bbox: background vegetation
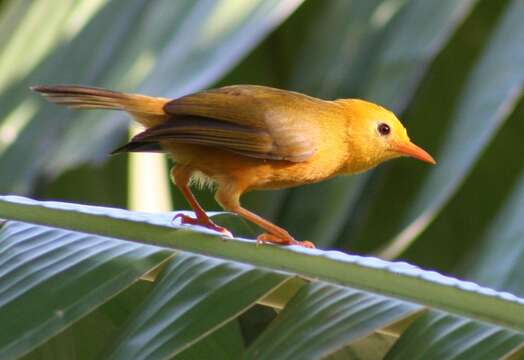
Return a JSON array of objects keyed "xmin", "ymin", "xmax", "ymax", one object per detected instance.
[{"xmin": 0, "ymin": 0, "xmax": 524, "ymax": 358}]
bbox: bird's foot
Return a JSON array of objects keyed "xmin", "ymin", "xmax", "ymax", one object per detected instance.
[
  {"xmin": 173, "ymin": 213, "xmax": 233, "ymax": 237},
  {"xmin": 256, "ymin": 233, "xmax": 315, "ymax": 249}
]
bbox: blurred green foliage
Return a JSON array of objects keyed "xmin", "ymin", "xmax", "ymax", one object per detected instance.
[{"xmin": 1, "ymin": 0, "xmax": 524, "ymax": 358}]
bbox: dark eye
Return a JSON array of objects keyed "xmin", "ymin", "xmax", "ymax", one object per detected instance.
[{"xmin": 377, "ymin": 123, "xmax": 390, "ymax": 136}]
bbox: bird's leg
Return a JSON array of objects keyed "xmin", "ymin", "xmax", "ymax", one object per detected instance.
[
  {"xmin": 215, "ymin": 187, "xmax": 315, "ymax": 248},
  {"xmin": 171, "ymin": 165, "xmax": 232, "ymax": 237},
  {"xmin": 235, "ymin": 207, "xmax": 315, "ymax": 248}
]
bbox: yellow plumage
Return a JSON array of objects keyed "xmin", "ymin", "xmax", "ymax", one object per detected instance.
[{"xmin": 32, "ymin": 84, "xmax": 435, "ymax": 248}]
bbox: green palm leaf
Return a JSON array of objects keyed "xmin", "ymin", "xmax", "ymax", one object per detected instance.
[
  {"xmin": 106, "ymin": 252, "xmax": 286, "ymax": 359},
  {"xmin": 246, "ymin": 283, "xmax": 418, "ymax": 359},
  {"xmin": 0, "ymin": 221, "xmax": 171, "ymax": 359}
]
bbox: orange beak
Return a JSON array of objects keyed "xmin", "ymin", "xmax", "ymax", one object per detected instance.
[{"xmin": 393, "ymin": 141, "xmax": 436, "ymax": 165}]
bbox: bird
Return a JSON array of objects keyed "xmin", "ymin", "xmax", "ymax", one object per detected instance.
[{"xmin": 31, "ymin": 84, "xmax": 435, "ymax": 248}]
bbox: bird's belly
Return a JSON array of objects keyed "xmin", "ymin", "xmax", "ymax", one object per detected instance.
[
  {"xmin": 248, "ymin": 161, "xmax": 338, "ymax": 190},
  {"xmin": 164, "ymin": 143, "xmax": 343, "ymax": 191}
]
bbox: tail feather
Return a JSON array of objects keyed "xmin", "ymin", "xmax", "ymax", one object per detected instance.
[{"xmin": 31, "ymin": 84, "xmax": 169, "ymax": 127}]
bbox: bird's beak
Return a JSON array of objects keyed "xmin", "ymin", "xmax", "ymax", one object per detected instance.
[{"xmin": 393, "ymin": 141, "xmax": 436, "ymax": 165}]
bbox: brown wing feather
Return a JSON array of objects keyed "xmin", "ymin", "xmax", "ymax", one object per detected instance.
[
  {"xmin": 163, "ymin": 85, "xmax": 323, "ymax": 162},
  {"xmin": 118, "ymin": 115, "xmax": 306, "ymax": 161},
  {"xmin": 136, "ymin": 116, "xmax": 273, "ymax": 152},
  {"xmin": 111, "ymin": 141, "xmax": 163, "ymax": 154}
]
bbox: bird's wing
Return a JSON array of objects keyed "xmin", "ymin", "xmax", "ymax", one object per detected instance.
[
  {"xmin": 155, "ymin": 85, "xmax": 324, "ymax": 162},
  {"xmin": 114, "ymin": 115, "xmax": 284, "ymax": 159}
]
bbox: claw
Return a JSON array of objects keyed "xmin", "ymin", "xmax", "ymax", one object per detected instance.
[
  {"xmin": 173, "ymin": 213, "xmax": 233, "ymax": 237},
  {"xmin": 256, "ymin": 233, "xmax": 315, "ymax": 248}
]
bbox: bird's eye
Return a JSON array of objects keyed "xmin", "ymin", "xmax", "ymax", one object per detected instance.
[{"xmin": 377, "ymin": 123, "xmax": 391, "ymax": 136}]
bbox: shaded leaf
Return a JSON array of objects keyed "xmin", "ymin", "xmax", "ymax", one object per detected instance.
[
  {"xmin": 377, "ymin": 0, "xmax": 524, "ymax": 258},
  {"xmin": 364, "ymin": 0, "xmax": 478, "ymax": 110},
  {"xmin": 238, "ymin": 305, "xmax": 278, "ymax": 347},
  {"xmin": 400, "ymin": 89, "xmax": 524, "ymax": 273},
  {"xmin": 326, "ymin": 332, "xmax": 397, "ymax": 360},
  {"xmin": 0, "ymin": 221, "xmax": 171, "ymax": 359},
  {"xmin": 279, "ymin": 0, "xmax": 477, "ymax": 247},
  {"xmin": 175, "ymin": 320, "xmax": 245, "ymax": 360},
  {"xmin": 24, "ymin": 281, "xmax": 154, "ymax": 360},
  {"xmin": 39, "ymin": 155, "xmax": 128, "ymax": 209},
  {"xmin": 346, "ymin": 0, "xmax": 510, "ymax": 256},
  {"xmin": 290, "ymin": 0, "xmax": 396, "ymax": 97},
  {"xmin": 385, "ymin": 311, "xmax": 524, "ymax": 359},
  {"xmin": 247, "ymin": 282, "xmax": 418, "ymax": 359},
  {"xmin": 464, "ymin": 169, "xmax": 524, "ymax": 296},
  {"xmin": 106, "ymin": 252, "xmax": 286, "ymax": 359}
]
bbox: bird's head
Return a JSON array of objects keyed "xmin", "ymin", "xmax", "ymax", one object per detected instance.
[{"xmin": 337, "ymin": 99, "xmax": 436, "ymax": 172}]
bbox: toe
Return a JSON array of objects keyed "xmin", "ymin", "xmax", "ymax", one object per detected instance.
[
  {"xmin": 172, "ymin": 213, "xmax": 195, "ymax": 224},
  {"xmin": 215, "ymin": 226, "xmax": 233, "ymax": 238},
  {"xmin": 255, "ymin": 233, "xmax": 315, "ymax": 248},
  {"xmin": 172, "ymin": 213, "xmax": 233, "ymax": 237},
  {"xmin": 256, "ymin": 233, "xmax": 273, "ymax": 246},
  {"xmin": 297, "ymin": 240, "xmax": 315, "ymax": 249}
]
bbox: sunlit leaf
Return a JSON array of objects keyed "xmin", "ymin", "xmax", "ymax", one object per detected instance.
[{"xmin": 0, "ymin": 0, "xmax": 304, "ymax": 193}]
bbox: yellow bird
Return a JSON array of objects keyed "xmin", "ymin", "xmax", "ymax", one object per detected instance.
[{"xmin": 32, "ymin": 84, "xmax": 435, "ymax": 248}]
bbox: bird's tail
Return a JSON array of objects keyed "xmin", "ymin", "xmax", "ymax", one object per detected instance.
[{"xmin": 31, "ymin": 84, "xmax": 169, "ymax": 127}]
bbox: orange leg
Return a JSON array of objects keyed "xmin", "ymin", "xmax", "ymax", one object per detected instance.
[
  {"xmin": 171, "ymin": 165, "xmax": 232, "ymax": 237},
  {"xmin": 215, "ymin": 186, "xmax": 315, "ymax": 249}
]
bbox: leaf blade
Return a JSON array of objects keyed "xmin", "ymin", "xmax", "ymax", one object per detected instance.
[
  {"xmin": 247, "ymin": 282, "xmax": 419, "ymax": 360},
  {"xmin": 0, "ymin": 221, "xmax": 172, "ymax": 359},
  {"xmin": 385, "ymin": 311, "xmax": 524, "ymax": 359},
  {"xmin": 379, "ymin": 0, "xmax": 524, "ymax": 258},
  {"xmin": 1, "ymin": 196, "xmax": 524, "ymax": 333},
  {"xmin": 106, "ymin": 252, "xmax": 286, "ymax": 359}
]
